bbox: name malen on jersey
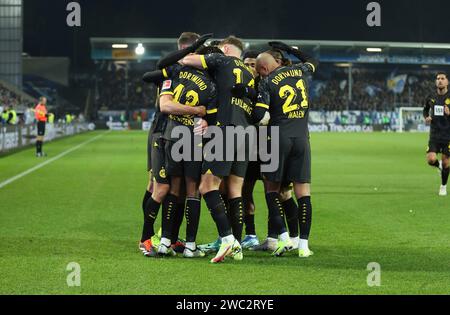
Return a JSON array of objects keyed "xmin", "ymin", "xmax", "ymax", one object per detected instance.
[
  {"xmin": 178, "ymin": 72, "xmax": 208, "ymax": 91},
  {"xmin": 287, "ymin": 110, "xmax": 306, "ymax": 119},
  {"xmin": 231, "ymin": 97, "xmax": 253, "ymax": 115},
  {"xmin": 271, "ymin": 69, "xmax": 303, "ymax": 85}
]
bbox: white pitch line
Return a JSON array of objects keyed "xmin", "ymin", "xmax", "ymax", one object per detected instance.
[{"xmin": 0, "ymin": 132, "xmax": 108, "ymax": 190}]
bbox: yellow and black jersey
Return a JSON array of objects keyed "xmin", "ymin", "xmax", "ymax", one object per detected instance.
[
  {"xmin": 255, "ymin": 63, "xmax": 315, "ymax": 138},
  {"xmin": 423, "ymin": 91, "xmax": 450, "ymax": 142},
  {"xmin": 160, "ymin": 66, "xmax": 217, "ymax": 139},
  {"xmin": 200, "ymin": 53, "xmax": 255, "ymax": 127},
  {"xmin": 150, "ymin": 64, "xmax": 183, "ymax": 134}
]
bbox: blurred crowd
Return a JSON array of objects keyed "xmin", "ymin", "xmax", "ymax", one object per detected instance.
[
  {"xmin": 1, "ymin": 81, "xmax": 84, "ymax": 126},
  {"xmin": 312, "ymin": 70, "xmax": 436, "ymax": 111},
  {"xmin": 0, "ymin": 82, "xmax": 29, "ymax": 108},
  {"xmin": 94, "ymin": 63, "xmax": 157, "ymax": 111},
  {"xmin": 91, "ymin": 61, "xmax": 440, "ymax": 115}
]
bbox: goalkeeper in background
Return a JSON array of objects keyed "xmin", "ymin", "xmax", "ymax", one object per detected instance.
[{"xmin": 423, "ymin": 72, "xmax": 450, "ymax": 196}]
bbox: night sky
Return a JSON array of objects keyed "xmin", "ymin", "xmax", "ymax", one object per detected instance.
[{"xmin": 23, "ymin": 0, "xmax": 450, "ymax": 69}]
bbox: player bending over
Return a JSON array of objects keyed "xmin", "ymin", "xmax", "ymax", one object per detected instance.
[{"xmin": 253, "ymin": 47, "xmax": 318, "ymax": 258}]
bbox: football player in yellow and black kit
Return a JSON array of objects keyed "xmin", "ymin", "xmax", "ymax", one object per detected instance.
[
  {"xmin": 183, "ymin": 37, "xmax": 256, "ymax": 263},
  {"xmin": 139, "ymin": 32, "xmax": 209, "ymax": 257},
  {"xmin": 253, "ymin": 43, "xmax": 318, "ymax": 258},
  {"xmin": 423, "ymin": 72, "xmax": 450, "ymax": 196},
  {"xmin": 157, "ymin": 46, "xmax": 219, "ymax": 257},
  {"xmin": 161, "ymin": 36, "xmax": 255, "ymax": 263}
]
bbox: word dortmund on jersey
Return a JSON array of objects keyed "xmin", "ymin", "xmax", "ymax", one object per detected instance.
[
  {"xmin": 160, "ymin": 66, "xmax": 217, "ymax": 136},
  {"xmin": 256, "ymin": 63, "xmax": 315, "ymax": 138},
  {"xmin": 200, "ymin": 53, "xmax": 255, "ymax": 127},
  {"xmin": 424, "ymin": 91, "xmax": 450, "ymax": 142}
]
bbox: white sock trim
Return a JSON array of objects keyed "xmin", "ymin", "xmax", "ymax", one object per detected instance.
[
  {"xmin": 279, "ymin": 232, "xmax": 290, "ymax": 242},
  {"xmin": 185, "ymin": 242, "xmax": 196, "ymax": 250},
  {"xmin": 222, "ymin": 235, "xmax": 235, "ymax": 244},
  {"xmin": 299, "ymin": 239, "xmax": 309, "ymax": 250},
  {"xmin": 160, "ymin": 237, "xmax": 171, "ymax": 247}
]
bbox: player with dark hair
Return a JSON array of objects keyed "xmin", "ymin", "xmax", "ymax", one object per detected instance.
[
  {"xmin": 243, "ymin": 50, "xmax": 258, "ymax": 76},
  {"xmin": 161, "ymin": 35, "xmax": 255, "ymax": 263},
  {"xmin": 139, "ymin": 32, "xmax": 207, "ymax": 257},
  {"xmin": 239, "ymin": 50, "xmax": 261, "ymax": 249},
  {"xmin": 253, "ymin": 43, "xmax": 318, "ymax": 258},
  {"xmin": 156, "ymin": 46, "xmax": 218, "ymax": 257},
  {"xmin": 178, "ymin": 32, "xmax": 202, "ymax": 49},
  {"xmin": 423, "ymin": 72, "xmax": 450, "ymax": 196},
  {"xmin": 34, "ymin": 97, "xmax": 48, "ymax": 157}
]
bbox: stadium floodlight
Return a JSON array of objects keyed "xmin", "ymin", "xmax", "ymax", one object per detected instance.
[
  {"xmin": 366, "ymin": 47, "xmax": 383, "ymax": 52},
  {"xmin": 335, "ymin": 63, "xmax": 352, "ymax": 68},
  {"xmin": 135, "ymin": 43, "xmax": 145, "ymax": 56},
  {"xmin": 112, "ymin": 44, "xmax": 128, "ymax": 49}
]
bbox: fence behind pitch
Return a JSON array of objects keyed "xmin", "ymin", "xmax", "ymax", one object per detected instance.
[{"xmin": 0, "ymin": 123, "xmax": 91, "ymax": 154}]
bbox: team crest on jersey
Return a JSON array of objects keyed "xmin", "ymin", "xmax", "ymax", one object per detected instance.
[
  {"xmin": 159, "ymin": 168, "xmax": 167, "ymax": 179},
  {"xmin": 162, "ymin": 80, "xmax": 172, "ymax": 90}
]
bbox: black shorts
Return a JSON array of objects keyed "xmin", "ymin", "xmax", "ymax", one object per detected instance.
[
  {"xmin": 201, "ymin": 127, "xmax": 250, "ymax": 178},
  {"xmin": 149, "ymin": 132, "xmax": 169, "ymax": 184},
  {"xmin": 165, "ymin": 138, "xmax": 202, "ymax": 181},
  {"xmin": 203, "ymin": 159, "xmax": 248, "ymax": 178},
  {"xmin": 37, "ymin": 121, "xmax": 46, "ymax": 136},
  {"xmin": 246, "ymin": 160, "xmax": 262, "ymax": 181},
  {"xmin": 263, "ymin": 136, "xmax": 311, "ymax": 184},
  {"xmin": 427, "ymin": 140, "xmax": 450, "ymax": 156}
]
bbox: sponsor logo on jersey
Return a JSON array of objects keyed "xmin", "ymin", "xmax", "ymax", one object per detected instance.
[{"xmin": 162, "ymin": 80, "xmax": 172, "ymax": 90}]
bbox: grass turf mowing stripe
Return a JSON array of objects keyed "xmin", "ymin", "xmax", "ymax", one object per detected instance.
[
  {"xmin": 0, "ymin": 132, "xmax": 108, "ymax": 189},
  {"xmin": 1, "ymin": 131, "xmax": 450, "ymax": 294}
]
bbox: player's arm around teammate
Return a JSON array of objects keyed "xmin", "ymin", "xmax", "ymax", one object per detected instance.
[{"xmin": 253, "ymin": 51, "xmax": 316, "ymax": 258}]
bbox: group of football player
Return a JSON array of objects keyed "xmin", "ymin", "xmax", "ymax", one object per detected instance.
[{"xmin": 138, "ymin": 32, "xmax": 318, "ymax": 263}]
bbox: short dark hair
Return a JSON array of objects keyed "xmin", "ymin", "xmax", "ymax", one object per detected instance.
[
  {"xmin": 209, "ymin": 40, "xmax": 221, "ymax": 47},
  {"xmin": 266, "ymin": 49, "xmax": 292, "ymax": 66},
  {"xmin": 436, "ymin": 72, "xmax": 448, "ymax": 79},
  {"xmin": 219, "ymin": 36, "xmax": 244, "ymax": 52},
  {"xmin": 242, "ymin": 50, "xmax": 259, "ymax": 60},
  {"xmin": 177, "ymin": 32, "xmax": 200, "ymax": 48},
  {"xmin": 195, "ymin": 45, "xmax": 224, "ymax": 55}
]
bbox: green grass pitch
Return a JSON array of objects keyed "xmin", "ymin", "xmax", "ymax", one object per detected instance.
[{"xmin": 0, "ymin": 131, "xmax": 449, "ymax": 295}]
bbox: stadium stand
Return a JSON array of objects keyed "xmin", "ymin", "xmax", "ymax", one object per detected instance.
[
  {"xmin": 94, "ymin": 61, "xmax": 157, "ymax": 111},
  {"xmin": 312, "ymin": 68, "xmax": 436, "ymax": 111},
  {"xmin": 89, "ymin": 38, "xmax": 450, "ymax": 123},
  {"xmin": 0, "ymin": 81, "xmax": 32, "ymax": 110}
]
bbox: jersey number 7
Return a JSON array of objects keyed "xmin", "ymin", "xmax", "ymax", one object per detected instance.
[{"xmin": 233, "ymin": 68, "xmax": 255, "ymax": 88}]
